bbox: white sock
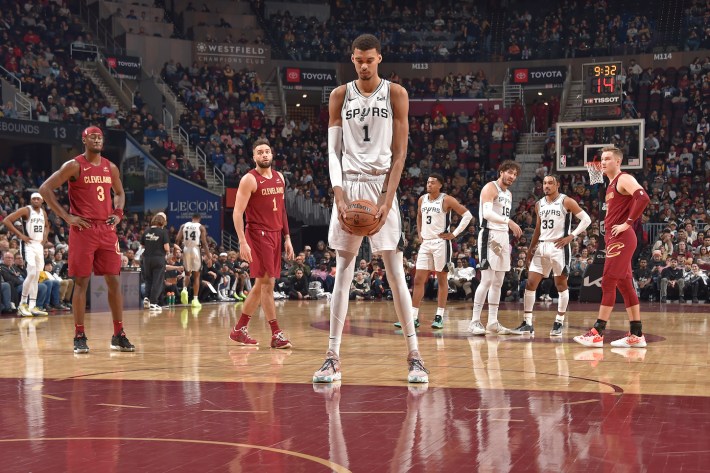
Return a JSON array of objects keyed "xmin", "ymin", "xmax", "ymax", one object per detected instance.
[
  {"xmin": 524, "ymin": 289, "xmax": 536, "ymax": 313},
  {"xmin": 381, "ymin": 250, "xmax": 418, "ymax": 353},
  {"xmin": 412, "ymin": 307, "xmax": 419, "ymax": 320},
  {"xmin": 524, "ymin": 312, "xmax": 533, "ymax": 326},
  {"xmin": 555, "ymin": 314, "xmax": 565, "ymax": 323},
  {"xmin": 436, "ymin": 307, "xmax": 445, "ymax": 316},
  {"xmin": 488, "ymin": 303, "xmax": 499, "ymax": 324},
  {"xmin": 471, "ymin": 269, "xmax": 493, "ymax": 323},
  {"xmin": 328, "ymin": 250, "xmax": 357, "ymax": 355},
  {"xmin": 557, "ymin": 289, "xmax": 570, "ymax": 314}
]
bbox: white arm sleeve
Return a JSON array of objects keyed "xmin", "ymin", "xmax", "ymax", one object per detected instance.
[
  {"xmin": 452, "ymin": 210, "xmax": 473, "ymax": 237},
  {"xmin": 482, "ymin": 202, "xmax": 508, "ymax": 224},
  {"xmin": 328, "ymin": 126, "xmax": 343, "ymax": 188},
  {"xmin": 571, "ymin": 210, "xmax": 591, "ymax": 237}
]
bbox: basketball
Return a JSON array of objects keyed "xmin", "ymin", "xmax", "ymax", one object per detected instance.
[{"xmin": 342, "ymin": 199, "xmax": 380, "ymax": 236}]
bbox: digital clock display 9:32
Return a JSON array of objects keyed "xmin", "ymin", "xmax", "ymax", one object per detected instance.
[{"xmin": 582, "ymin": 61, "xmax": 623, "ymax": 106}]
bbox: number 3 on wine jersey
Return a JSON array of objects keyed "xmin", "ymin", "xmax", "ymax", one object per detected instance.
[{"xmin": 97, "ymin": 186, "xmax": 105, "ymax": 201}]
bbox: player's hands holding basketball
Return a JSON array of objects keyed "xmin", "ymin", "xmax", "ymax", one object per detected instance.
[
  {"xmin": 239, "ymin": 241, "xmax": 253, "ymax": 263},
  {"xmin": 334, "ymin": 191, "xmax": 353, "ymax": 234},
  {"xmin": 66, "ymin": 214, "xmax": 91, "ymax": 229},
  {"xmin": 508, "ymin": 220, "xmax": 523, "ymax": 238},
  {"xmin": 610, "ymin": 222, "xmax": 630, "ymax": 237},
  {"xmin": 369, "ymin": 202, "xmax": 389, "ymax": 235}
]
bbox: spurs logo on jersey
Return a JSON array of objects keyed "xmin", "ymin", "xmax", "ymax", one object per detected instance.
[
  {"xmin": 420, "ymin": 194, "xmax": 450, "ymax": 240},
  {"xmin": 340, "ymin": 79, "xmax": 393, "ymax": 175},
  {"xmin": 537, "ymin": 194, "xmax": 571, "ymax": 241},
  {"xmin": 182, "ymin": 222, "xmax": 201, "ymax": 249},
  {"xmin": 479, "ymin": 182, "xmax": 512, "ymax": 232},
  {"xmin": 25, "ymin": 206, "xmax": 45, "ymax": 242}
]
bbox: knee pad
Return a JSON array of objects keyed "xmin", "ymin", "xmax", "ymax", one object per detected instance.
[
  {"xmin": 617, "ymin": 277, "xmax": 639, "ymax": 307},
  {"xmin": 600, "ymin": 277, "xmax": 619, "ymax": 307}
]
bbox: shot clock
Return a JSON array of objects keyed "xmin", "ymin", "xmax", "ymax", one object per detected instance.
[{"xmin": 582, "ymin": 61, "xmax": 623, "ymax": 107}]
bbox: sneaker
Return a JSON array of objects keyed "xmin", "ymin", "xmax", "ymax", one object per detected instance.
[
  {"xmin": 407, "ymin": 350, "xmax": 429, "ymax": 383},
  {"xmin": 110, "ymin": 331, "xmax": 135, "ymax": 352},
  {"xmin": 180, "ymin": 287, "xmax": 189, "ymax": 305},
  {"xmin": 468, "ymin": 319, "xmax": 486, "ymax": 335},
  {"xmin": 73, "ymin": 333, "xmax": 89, "ymax": 354},
  {"xmin": 486, "ymin": 322, "xmax": 513, "ymax": 335},
  {"xmin": 18, "ymin": 303, "xmax": 32, "ymax": 317},
  {"xmin": 313, "ymin": 350, "xmax": 341, "ymax": 383},
  {"xmin": 230, "ymin": 326, "xmax": 258, "ymax": 345},
  {"xmin": 573, "ymin": 328, "xmax": 604, "ymax": 347},
  {"xmin": 143, "ymin": 297, "xmax": 150, "ymax": 309},
  {"xmin": 511, "ymin": 320, "xmax": 534, "ymax": 335},
  {"xmin": 549, "ymin": 322, "xmax": 564, "ymax": 337},
  {"xmin": 431, "ymin": 314, "xmax": 444, "ymax": 329},
  {"xmin": 148, "ymin": 304, "xmax": 162, "ymax": 312},
  {"xmin": 30, "ymin": 307, "xmax": 49, "ymax": 316},
  {"xmin": 610, "ymin": 333, "xmax": 647, "ymax": 348},
  {"xmin": 394, "ymin": 318, "xmax": 420, "ymax": 329},
  {"xmin": 191, "ymin": 298, "xmax": 202, "ymax": 308},
  {"xmin": 271, "ymin": 331, "xmax": 292, "ymax": 349}
]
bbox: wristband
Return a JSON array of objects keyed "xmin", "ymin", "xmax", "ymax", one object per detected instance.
[{"xmin": 113, "ymin": 208, "xmax": 124, "ymax": 219}]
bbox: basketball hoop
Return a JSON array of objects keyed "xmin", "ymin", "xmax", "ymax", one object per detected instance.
[{"xmin": 585, "ymin": 160, "xmax": 604, "ymax": 185}]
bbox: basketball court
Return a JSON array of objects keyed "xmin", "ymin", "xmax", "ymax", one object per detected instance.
[{"xmin": 1, "ymin": 298, "xmax": 707, "ymax": 472}]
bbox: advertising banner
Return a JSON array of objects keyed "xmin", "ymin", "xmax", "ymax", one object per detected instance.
[
  {"xmin": 193, "ymin": 42, "xmax": 270, "ymax": 72},
  {"xmin": 167, "ymin": 174, "xmax": 222, "ymax": 245},
  {"xmin": 282, "ymin": 67, "xmax": 337, "ymax": 88},
  {"xmin": 105, "ymin": 55, "xmax": 142, "ymax": 80},
  {"xmin": 511, "ymin": 66, "xmax": 567, "ymax": 85}
]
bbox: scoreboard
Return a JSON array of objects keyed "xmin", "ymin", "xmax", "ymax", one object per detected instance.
[{"xmin": 582, "ymin": 61, "xmax": 623, "ymax": 107}]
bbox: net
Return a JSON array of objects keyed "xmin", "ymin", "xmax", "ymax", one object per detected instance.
[{"xmin": 585, "ymin": 160, "xmax": 604, "ymax": 185}]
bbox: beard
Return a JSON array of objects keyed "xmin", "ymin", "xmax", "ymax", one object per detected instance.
[{"xmin": 256, "ymin": 160, "xmax": 272, "ymax": 169}]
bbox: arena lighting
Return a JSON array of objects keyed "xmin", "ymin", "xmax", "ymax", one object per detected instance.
[
  {"xmin": 296, "ymin": 103, "xmax": 301, "ymax": 107},
  {"xmin": 302, "ymin": 94, "xmax": 308, "ymax": 98},
  {"xmin": 537, "ymin": 91, "xmax": 542, "ymax": 95}
]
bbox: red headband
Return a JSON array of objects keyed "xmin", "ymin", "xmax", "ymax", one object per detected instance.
[{"xmin": 82, "ymin": 126, "xmax": 103, "ymax": 137}]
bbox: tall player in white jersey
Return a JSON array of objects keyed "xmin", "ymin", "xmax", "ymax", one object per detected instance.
[
  {"xmin": 513, "ymin": 175, "xmax": 591, "ymax": 336},
  {"xmin": 3, "ymin": 192, "xmax": 49, "ymax": 316},
  {"xmin": 468, "ymin": 160, "xmax": 523, "ymax": 335},
  {"xmin": 313, "ymin": 34, "xmax": 429, "ymax": 384},
  {"xmin": 176, "ymin": 213, "xmax": 211, "ymax": 308},
  {"xmin": 394, "ymin": 173, "xmax": 472, "ymax": 330}
]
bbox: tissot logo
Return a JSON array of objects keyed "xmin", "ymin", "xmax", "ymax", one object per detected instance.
[
  {"xmin": 513, "ymin": 69, "xmax": 528, "ymax": 83},
  {"xmin": 286, "ymin": 68, "xmax": 300, "ymax": 83}
]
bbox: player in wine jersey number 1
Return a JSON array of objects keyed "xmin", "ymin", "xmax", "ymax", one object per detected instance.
[{"xmin": 39, "ymin": 126, "xmax": 133, "ymax": 354}]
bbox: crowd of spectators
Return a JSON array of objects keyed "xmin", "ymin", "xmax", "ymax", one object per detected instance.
[{"xmin": 257, "ymin": 0, "xmax": 695, "ymax": 63}]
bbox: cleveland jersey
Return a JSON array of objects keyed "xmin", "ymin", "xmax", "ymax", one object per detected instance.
[
  {"xmin": 68, "ymin": 154, "xmax": 114, "ymax": 220},
  {"xmin": 340, "ymin": 79, "xmax": 393, "ymax": 175},
  {"xmin": 479, "ymin": 181, "xmax": 512, "ymax": 232},
  {"xmin": 420, "ymin": 193, "xmax": 450, "ymax": 240},
  {"xmin": 605, "ymin": 172, "xmax": 636, "ymax": 227},
  {"xmin": 537, "ymin": 194, "xmax": 571, "ymax": 240},
  {"xmin": 244, "ymin": 169, "xmax": 285, "ymax": 232},
  {"xmin": 182, "ymin": 222, "xmax": 202, "ymax": 249},
  {"xmin": 24, "ymin": 206, "xmax": 45, "ymax": 242}
]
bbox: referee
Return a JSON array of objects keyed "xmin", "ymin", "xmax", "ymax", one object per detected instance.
[{"xmin": 141, "ymin": 212, "xmax": 170, "ymax": 311}]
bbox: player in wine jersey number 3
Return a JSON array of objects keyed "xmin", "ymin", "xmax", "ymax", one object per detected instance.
[{"xmin": 39, "ymin": 126, "xmax": 133, "ymax": 354}]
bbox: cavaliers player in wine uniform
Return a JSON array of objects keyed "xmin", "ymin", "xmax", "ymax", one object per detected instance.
[
  {"xmin": 39, "ymin": 126, "xmax": 134, "ymax": 354},
  {"xmin": 574, "ymin": 146, "xmax": 650, "ymax": 348},
  {"xmin": 230, "ymin": 138, "xmax": 295, "ymax": 349}
]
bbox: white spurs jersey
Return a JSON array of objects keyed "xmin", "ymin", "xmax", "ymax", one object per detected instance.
[
  {"xmin": 24, "ymin": 206, "xmax": 45, "ymax": 242},
  {"xmin": 479, "ymin": 181, "xmax": 512, "ymax": 232},
  {"xmin": 420, "ymin": 193, "xmax": 450, "ymax": 240},
  {"xmin": 340, "ymin": 79, "xmax": 393, "ymax": 175},
  {"xmin": 537, "ymin": 194, "xmax": 571, "ymax": 240},
  {"xmin": 182, "ymin": 222, "xmax": 201, "ymax": 249}
]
